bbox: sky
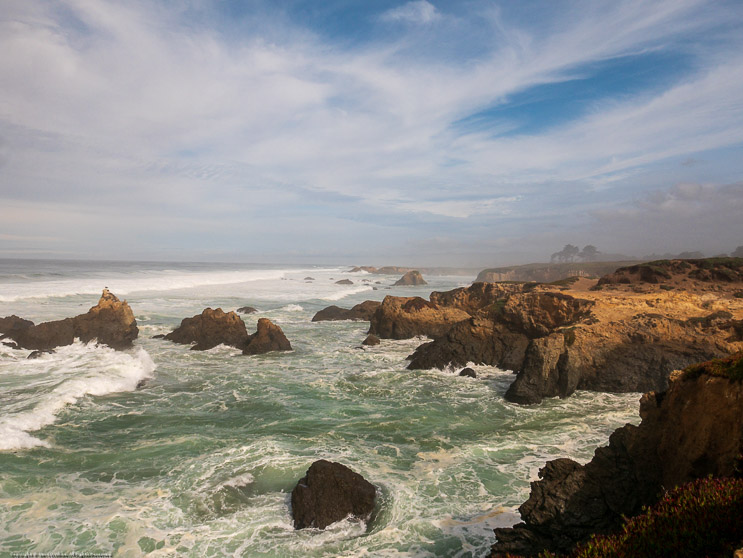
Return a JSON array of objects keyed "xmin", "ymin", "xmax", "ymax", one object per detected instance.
[{"xmin": 1, "ymin": 0, "xmax": 742, "ymax": 267}]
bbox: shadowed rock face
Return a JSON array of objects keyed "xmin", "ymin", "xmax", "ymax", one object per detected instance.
[
  {"xmin": 164, "ymin": 308, "xmax": 249, "ymax": 351},
  {"xmin": 0, "ymin": 315, "xmax": 34, "ymax": 335},
  {"xmin": 311, "ymin": 301, "xmax": 381, "ymax": 322},
  {"xmin": 368, "ymin": 296, "xmax": 470, "ymax": 340},
  {"xmin": 291, "ymin": 460, "xmax": 376, "ymax": 530},
  {"xmin": 7, "ymin": 289, "xmax": 138, "ymax": 351},
  {"xmin": 394, "ymin": 270, "xmax": 427, "ymax": 286},
  {"xmin": 243, "ymin": 318, "xmax": 292, "ymax": 355},
  {"xmin": 491, "ymin": 353, "xmax": 743, "ymax": 557}
]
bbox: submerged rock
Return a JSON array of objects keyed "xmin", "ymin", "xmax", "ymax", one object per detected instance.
[
  {"xmin": 311, "ymin": 301, "xmax": 381, "ymax": 322},
  {"xmin": 0, "ymin": 315, "xmax": 34, "ymax": 335},
  {"xmin": 362, "ymin": 334, "xmax": 380, "ymax": 346},
  {"xmin": 27, "ymin": 349, "xmax": 53, "ymax": 359},
  {"xmin": 291, "ymin": 460, "xmax": 376, "ymax": 530},
  {"xmin": 335, "ymin": 279, "xmax": 354, "ymax": 285},
  {"xmin": 459, "ymin": 367, "xmax": 476, "ymax": 378},
  {"xmin": 236, "ymin": 306, "xmax": 258, "ymax": 315},
  {"xmin": 164, "ymin": 308, "xmax": 248, "ymax": 350},
  {"xmin": 8, "ymin": 289, "xmax": 138, "ymax": 351},
  {"xmin": 394, "ymin": 270, "xmax": 427, "ymax": 286},
  {"xmin": 243, "ymin": 318, "xmax": 292, "ymax": 355}
]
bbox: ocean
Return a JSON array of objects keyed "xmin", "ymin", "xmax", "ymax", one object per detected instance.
[{"xmin": 0, "ymin": 259, "xmax": 641, "ymax": 557}]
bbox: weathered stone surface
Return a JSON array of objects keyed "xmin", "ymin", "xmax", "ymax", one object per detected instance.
[
  {"xmin": 362, "ymin": 334, "xmax": 380, "ymax": 346},
  {"xmin": 311, "ymin": 301, "xmax": 381, "ymax": 322},
  {"xmin": 0, "ymin": 315, "xmax": 34, "ymax": 335},
  {"xmin": 393, "ymin": 270, "xmax": 427, "ymax": 286},
  {"xmin": 9, "ymin": 289, "xmax": 138, "ymax": 351},
  {"xmin": 236, "ymin": 306, "xmax": 258, "ymax": 315},
  {"xmin": 164, "ymin": 308, "xmax": 248, "ymax": 350},
  {"xmin": 491, "ymin": 353, "xmax": 743, "ymax": 556},
  {"xmin": 291, "ymin": 460, "xmax": 376, "ymax": 530},
  {"xmin": 243, "ymin": 318, "xmax": 292, "ymax": 355},
  {"xmin": 368, "ymin": 296, "xmax": 470, "ymax": 340}
]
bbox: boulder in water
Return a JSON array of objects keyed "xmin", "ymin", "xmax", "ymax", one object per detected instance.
[
  {"xmin": 394, "ymin": 270, "xmax": 427, "ymax": 286},
  {"xmin": 164, "ymin": 308, "xmax": 248, "ymax": 350},
  {"xmin": 335, "ymin": 279, "xmax": 354, "ymax": 285},
  {"xmin": 291, "ymin": 460, "xmax": 376, "ymax": 529},
  {"xmin": 459, "ymin": 367, "xmax": 477, "ymax": 378},
  {"xmin": 236, "ymin": 306, "xmax": 258, "ymax": 315},
  {"xmin": 362, "ymin": 334, "xmax": 380, "ymax": 346},
  {"xmin": 243, "ymin": 318, "xmax": 292, "ymax": 355}
]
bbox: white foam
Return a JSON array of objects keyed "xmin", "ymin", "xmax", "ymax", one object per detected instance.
[
  {"xmin": 0, "ymin": 343, "xmax": 156, "ymax": 450},
  {"xmin": 320, "ymin": 285, "xmax": 374, "ymax": 301},
  {"xmin": 281, "ymin": 304, "xmax": 305, "ymax": 312}
]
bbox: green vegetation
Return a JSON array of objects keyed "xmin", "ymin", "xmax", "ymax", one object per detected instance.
[
  {"xmin": 548, "ymin": 276, "xmax": 582, "ymax": 287},
  {"xmin": 508, "ymin": 477, "xmax": 743, "ymax": 558},
  {"xmin": 681, "ymin": 352, "xmax": 743, "ymax": 381}
]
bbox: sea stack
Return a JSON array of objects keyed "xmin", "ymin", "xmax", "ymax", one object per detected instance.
[{"xmin": 394, "ymin": 270, "xmax": 427, "ymax": 286}]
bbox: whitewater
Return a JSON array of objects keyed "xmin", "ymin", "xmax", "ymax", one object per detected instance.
[{"xmin": 0, "ymin": 259, "xmax": 641, "ymax": 557}]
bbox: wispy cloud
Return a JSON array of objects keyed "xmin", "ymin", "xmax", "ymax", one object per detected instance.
[{"xmin": 380, "ymin": 1, "xmax": 441, "ymax": 25}]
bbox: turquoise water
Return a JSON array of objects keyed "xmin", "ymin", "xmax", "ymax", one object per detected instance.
[{"xmin": 0, "ymin": 260, "xmax": 641, "ymax": 557}]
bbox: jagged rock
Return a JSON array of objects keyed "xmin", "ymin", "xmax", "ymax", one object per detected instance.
[
  {"xmin": 164, "ymin": 308, "xmax": 248, "ymax": 350},
  {"xmin": 491, "ymin": 352, "xmax": 743, "ymax": 556},
  {"xmin": 291, "ymin": 460, "xmax": 376, "ymax": 529},
  {"xmin": 27, "ymin": 349, "xmax": 53, "ymax": 359},
  {"xmin": 349, "ymin": 266, "xmax": 377, "ymax": 273},
  {"xmin": 362, "ymin": 334, "xmax": 380, "ymax": 346},
  {"xmin": 236, "ymin": 306, "xmax": 258, "ymax": 315},
  {"xmin": 376, "ymin": 266, "xmax": 412, "ymax": 275},
  {"xmin": 459, "ymin": 367, "xmax": 476, "ymax": 378},
  {"xmin": 311, "ymin": 301, "xmax": 381, "ymax": 322},
  {"xmin": 597, "ymin": 258, "xmax": 743, "ymax": 287},
  {"xmin": 368, "ymin": 296, "xmax": 470, "ymax": 340},
  {"xmin": 335, "ymin": 279, "xmax": 354, "ymax": 285},
  {"xmin": 500, "ymin": 292, "xmax": 594, "ymax": 338},
  {"xmin": 0, "ymin": 315, "xmax": 34, "ymax": 335},
  {"xmin": 394, "ymin": 270, "xmax": 427, "ymax": 286},
  {"xmin": 243, "ymin": 318, "xmax": 292, "ymax": 355},
  {"xmin": 430, "ymin": 282, "xmax": 524, "ymax": 316},
  {"xmin": 9, "ymin": 289, "xmax": 138, "ymax": 351}
]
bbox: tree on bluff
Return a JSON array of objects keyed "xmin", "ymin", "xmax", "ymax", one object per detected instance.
[
  {"xmin": 551, "ymin": 244, "xmax": 599, "ymax": 263},
  {"xmin": 732, "ymin": 246, "xmax": 743, "ymax": 258}
]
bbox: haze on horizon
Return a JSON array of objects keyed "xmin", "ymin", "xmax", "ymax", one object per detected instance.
[{"xmin": 1, "ymin": 0, "xmax": 742, "ymax": 267}]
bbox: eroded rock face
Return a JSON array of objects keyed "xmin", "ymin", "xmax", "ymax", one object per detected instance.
[
  {"xmin": 164, "ymin": 308, "xmax": 248, "ymax": 350},
  {"xmin": 394, "ymin": 270, "xmax": 427, "ymax": 286},
  {"xmin": 236, "ymin": 306, "xmax": 258, "ymax": 315},
  {"xmin": 311, "ymin": 301, "xmax": 381, "ymax": 322},
  {"xmin": 362, "ymin": 334, "xmax": 380, "ymax": 346},
  {"xmin": 368, "ymin": 296, "xmax": 470, "ymax": 340},
  {"xmin": 243, "ymin": 318, "xmax": 292, "ymax": 355},
  {"xmin": 491, "ymin": 353, "xmax": 743, "ymax": 556},
  {"xmin": 291, "ymin": 460, "xmax": 376, "ymax": 530},
  {"xmin": 8, "ymin": 289, "xmax": 138, "ymax": 351},
  {"xmin": 0, "ymin": 315, "xmax": 34, "ymax": 335}
]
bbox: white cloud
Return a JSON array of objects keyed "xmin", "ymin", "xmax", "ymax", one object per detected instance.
[{"xmin": 380, "ymin": 1, "xmax": 441, "ymax": 25}]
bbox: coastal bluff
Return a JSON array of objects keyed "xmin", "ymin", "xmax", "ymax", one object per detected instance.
[{"xmin": 490, "ymin": 352, "xmax": 743, "ymax": 556}]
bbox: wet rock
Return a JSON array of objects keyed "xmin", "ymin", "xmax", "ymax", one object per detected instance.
[
  {"xmin": 335, "ymin": 279, "xmax": 354, "ymax": 285},
  {"xmin": 27, "ymin": 349, "xmax": 54, "ymax": 359},
  {"xmin": 304, "ymin": 277, "xmax": 315, "ymax": 281},
  {"xmin": 311, "ymin": 301, "xmax": 381, "ymax": 322},
  {"xmin": 164, "ymin": 308, "xmax": 248, "ymax": 350},
  {"xmin": 394, "ymin": 270, "xmax": 427, "ymax": 286},
  {"xmin": 362, "ymin": 334, "xmax": 380, "ymax": 346},
  {"xmin": 291, "ymin": 460, "xmax": 376, "ymax": 529},
  {"xmin": 0, "ymin": 315, "xmax": 34, "ymax": 335},
  {"xmin": 236, "ymin": 306, "xmax": 258, "ymax": 315},
  {"xmin": 9, "ymin": 289, "xmax": 138, "ymax": 351},
  {"xmin": 243, "ymin": 318, "xmax": 292, "ymax": 355},
  {"xmin": 459, "ymin": 367, "xmax": 476, "ymax": 378}
]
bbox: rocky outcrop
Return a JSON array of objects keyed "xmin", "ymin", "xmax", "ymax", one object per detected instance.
[
  {"xmin": 394, "ymin": 270, "xmax": 427, "ymax": 286},
  {"xmin": 368, "ymin": 296, "xmax": 470, "ymax": 340},
  {"xmin": 362, "ymin": 334, "xmax": 380, "ymax": 346},
  {"xmin": 7, "ymin": 289, "xmax": 138, "ymax": 351},
  {"xmin": 476, "ymin": 262, "xmax": 634, "ymax": 283},
  {"xmin": 291, "ymin": 460, "xmax": 377, "ymax": 529},
  {"xmin": 0, "ymin": 315, "xmax": 34, "ymax": 335},
  {"xmin": 459, "ymin": 367, "xmax": 476, "ymax": 378},
  {"xmin": 164, "ymin": 308, "xmax": 248, "ymax": 350},
  {"xmin": 491, "ymin": 352, "xmax": 743, "ymax": 556},
  {"xmin": 311, "ymin": 301, "xmax": 381, "ymax": 322},
  {"xmin": 335, "ymin": 279, "xmax": 354, "ymax": 285},
  {"xmin": 597, "ymin": 257, "xmax": 743, "ymax": 287},
  {"xmin": 236, "ymin": 306, "xmax": 257, "ymax": 315},
  {"xmin": 429, "ymin": 282, "xmax": 524, "ymax": 316},
  {"xmin": 243, "ymin": 318, "xmax": 292, "ymax": 355},
  {"xmin": 349, "ymin": 266, "xmax": 377, "ymax": 273}
]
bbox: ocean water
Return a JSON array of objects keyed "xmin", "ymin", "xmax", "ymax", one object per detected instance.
[{"xmin": 0, "ymin": 260, "xmax": 642, "ymax": 557}]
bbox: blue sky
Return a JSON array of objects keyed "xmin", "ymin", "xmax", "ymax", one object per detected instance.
[{"xmin": 1, "ymin": 0, "xmax": 742, "ymax": 266}]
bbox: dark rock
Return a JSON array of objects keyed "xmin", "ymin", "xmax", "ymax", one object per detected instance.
[
  {"xmin": 0, "ymin": 315, "xmax": 34, "ymax": 335},
  {"xmin": 9, "ymin": 289, "xmax": 138, "ymax": 351},
  {"xmin": 291, "ymin": 460, "xmax": 376, "ymax": 529},
  {"xmin": 2, "ymin": 341, "xmax": 20, "ymax": 349},
  {"xmin": 236, "ymin": 306, "xmax": 258, "ymax": 315},
  {"xmin": 243, "ymin": 318, "xmax": 292, "ymax": 355},
  {"xmin": 394, "ymin": 270, "xmax": 427, "ymax": 286},
  {"xmin": 459, "ymin": 367, "xmax": 476, "ymax": 378},
  {"xmin": 311, "ymin": 301, "xmax": 381, "ymax": 322},
  {"xmin": 362, "ymin": 334, "xmax": 380, "ymax": 346},
  {"xmin": 152, "ymin": 334, "xmax": 165, "ymax": 339},
  {"xmin": 335, "ymin": 279, "xmax": 354, "ymax": 285},
  {"xmin": 27, "ymin": 349, "xmax": 53, "ymax": 359},
  {"xmin": 368, "ymin": 295, "xmax": 470, "ymax": 340},
  {"xmin": 164, "ymin": 308, "xmax": 249, "ymax": 350},
  {"xmin": 304, "ymin": 277, "xmax": 315, "ymax": 281}
]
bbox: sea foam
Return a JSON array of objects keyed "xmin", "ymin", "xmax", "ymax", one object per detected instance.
[{"xmin": 0, "ymin": 343, "xmax": 155, "ymax": 450}]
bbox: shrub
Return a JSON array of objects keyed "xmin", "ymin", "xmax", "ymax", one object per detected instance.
[{"xmin": 682, "ymin": 352, "xmax": 743, "ymax": 381}]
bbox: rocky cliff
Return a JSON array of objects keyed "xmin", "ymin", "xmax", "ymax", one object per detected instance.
[{"xmin": 490, "ymin": 351, "xmax": 743, "ymax": 556}]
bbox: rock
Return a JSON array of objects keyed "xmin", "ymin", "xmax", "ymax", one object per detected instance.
[
  {"xmin": 362, "ymin": 334, "xmax": 380, "ymax": 346},
  {"xmin": 304, "ymin": 277, "xmax": 315, "ymax": 281},
  {"xmin": 311, "ymin": 301, "xmax": 381, "ymax": 322},
  {"xmin": 27, "ymin": 349, "xmax": 53, "ymax": 359},
  {"xmin": 164, "ymin": 308, "xmax": 248, "ymax": 350},
  {"xmin": 349, "ymin": 266, "xmax": 377, "ymax": 273},
  {"xmin": 9, "ymin": 289, "xmax": 138, "ymax": 351},
  {"xmin": 236, "ymin": 306, "xmax": 258, "ymax": 315},
  {"xmin": 459, "ymin": 367, "xmax": 476, "ymax": 378},
  {"xmin": 375, "ymin": 266, "xmax": 413, "ymax": 275},
  {"xmin": 291, "ymin": 460, "xmax": 376, "ymax": 529},
  {"xmin": 0, "ymin": 315, "xmax": 34, "ymax": 335},
  {"xmin": 243, "ymin": 318, "xmax": 292, "ymax": 355},
  {"xmin": 335, "ymin": 279, "xmax": 354, "ymax": 285},
  {"xmin": 368, "ymin": 296, "xmax": 470, "ymax": 340},
  {"xmin": 1, "ymin": 341, "xmax": 20, "ymax": 349},
  {"xmin": 394, "ymin": 270, "xmax": 427, "ymax": 286},
  {"xmin": 491, "ymin": 352, "xmax": 743, "ymax": 556}
]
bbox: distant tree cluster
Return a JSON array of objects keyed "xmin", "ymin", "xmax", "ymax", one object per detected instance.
[
  {"xmin": 733, "ymin": 246, "xmax": 743, "ymax": 258},
  {"xmin": 551, "ymin": 244, "xmax": 599, "ymax": 263}
]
